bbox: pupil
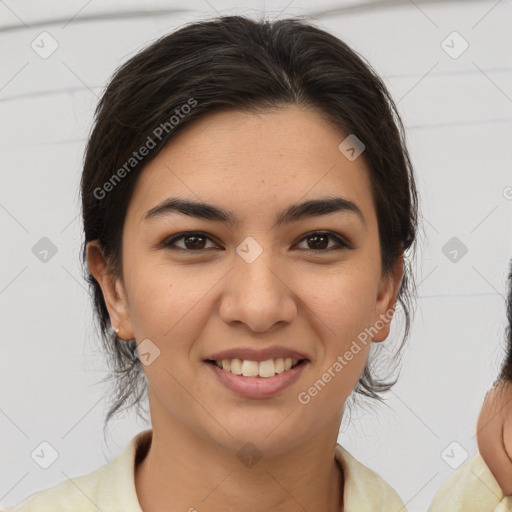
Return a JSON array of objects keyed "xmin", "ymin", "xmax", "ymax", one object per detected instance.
[
  {"xmin": 185, "ymin": 235, "xmax": 205, "ymax": 250},
  {"xmin": 309, "ymin": 234, "xmax": 328, "ymax": 250}
]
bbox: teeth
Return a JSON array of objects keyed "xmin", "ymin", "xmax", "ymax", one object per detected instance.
[
  {"xmin": 241, "ymin": 360, "xmax": 259, "ymax": 377},
  {"xmin": 258, "ymin": 359, "xmax": 275, "ymax": 378},
  {"xmin": 230, "ymin": 359, "xmax": 242, "ymax": 375},
  {"xmin": 214, "ymin": 357, "xmax": 300, "ymax": 377},
  {"xmin": 274, "ymin": 358, "xmax": 285, "ymax": 373}
]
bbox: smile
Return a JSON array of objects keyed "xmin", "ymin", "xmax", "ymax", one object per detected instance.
[
  {"xmin": 208, "ymin": 357, "xmax": 304, "ymax": 378},
  {"xmin": 205, "ymin": 358, "xmax": 308, "ymax": 398}
]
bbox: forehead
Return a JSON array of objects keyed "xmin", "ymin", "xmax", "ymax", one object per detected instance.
[{"xmin": 126, "ymin": 105, "xmax": 375, "ymax": 226}]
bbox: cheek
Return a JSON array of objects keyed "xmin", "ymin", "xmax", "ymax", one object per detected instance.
[
  {"xmin": 124, "ymin": 257, "xmax": 217, "ymax": 339},
  {"xmin": 301, "ymin": 270, "xmax": 377, "ymax": 391},
  {"xmin": 306, "ymin": 269, "xmax": 379, "ymax": 337}
]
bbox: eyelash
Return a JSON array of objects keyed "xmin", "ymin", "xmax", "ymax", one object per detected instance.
[{"xmin": 160, "ymin": 231, "xmax": 352, "ymax": 253}]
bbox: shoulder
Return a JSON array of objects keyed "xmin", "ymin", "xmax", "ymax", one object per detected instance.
[
  {"xmin": 428, "ymin": 452, "xmax": 511, "ymax": 512},
  {"xmin": 3, "ymin": 465, "xmax": 110, "ymax": 512},
  {"xmin": 4, "ymin": 429, "xmax": 151, "ymax": 512},
  {"xmin": 335, "ymin": 444, "xmax": 407, "ymax": 511}
]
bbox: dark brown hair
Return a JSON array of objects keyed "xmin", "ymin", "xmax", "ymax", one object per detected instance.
[
  {"xmin": 499, "ymin": 259, "xmax": 512, "ymax": 382},
  {"xmin": 79, "ymin": 14, "xmax": 419, "ymax": 432}
]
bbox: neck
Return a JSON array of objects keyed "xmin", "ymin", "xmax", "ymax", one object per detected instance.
[{"xmin": 134, "ymin": 404, "xmax": 344, "ymax": 512}]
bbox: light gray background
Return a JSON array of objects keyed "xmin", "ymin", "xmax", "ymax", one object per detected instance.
[{"xmin": 1, "ymin": 1, "xmax": 512, "ymax": 511}]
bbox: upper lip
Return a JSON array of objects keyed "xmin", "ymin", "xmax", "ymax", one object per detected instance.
[{"xmin": 205, "ymin": 345, "xmax": 309, "ymax": 363}]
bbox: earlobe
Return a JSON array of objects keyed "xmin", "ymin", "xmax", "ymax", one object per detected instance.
[
  {"xmin": 372, "ymin": 253, "xmax": 404, "ymax": 343},
  {"xmin": 86, "ymin": 241, "xmax": 134, "ymax": 340}
]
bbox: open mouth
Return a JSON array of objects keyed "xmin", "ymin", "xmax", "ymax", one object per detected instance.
[{"xmin": 205, "ymin": 358, "xmax": 307, "ymax": 378}]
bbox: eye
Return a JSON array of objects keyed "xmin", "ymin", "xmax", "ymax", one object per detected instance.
[
  {"xmin": 295, "ymin": 231, "xmax": 351, "ymax": 252},
  {"xmin": 160, "ymin": 231, "xmax": 220, "ymax": 251},
  {"xmin": 160, "ymin": 230, "xmax": 352, "ymax": 253}
]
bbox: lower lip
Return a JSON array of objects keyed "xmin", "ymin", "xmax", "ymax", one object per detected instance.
[{"xmin": 205, "ymin": 360, "xmax": 308, "ymax": 399}]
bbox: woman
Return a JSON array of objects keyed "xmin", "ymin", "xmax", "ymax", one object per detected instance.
[
  {"xmin": 8, "ymin": 15, "xmax": 418, "ymax": 511},
  {"xmin": 429, "ymin": 259, "xmax": 512, "ymax": 511}
]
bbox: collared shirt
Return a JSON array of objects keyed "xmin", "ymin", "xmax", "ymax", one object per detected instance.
[
  {"xmin": 428, "ymin": 452, "xmax": 512, "ymax": 511},
  {"xmin": 6, "ymin": 429, "xmax": 407, "ymax": 512}
]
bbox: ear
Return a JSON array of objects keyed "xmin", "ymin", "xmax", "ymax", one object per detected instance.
[
  {"xmin": 86, "ymin": 240, "xmax": 134, "ymax": 341},
  {"xmin": 371, "ymin": 252, "xmax": 404, "ymax": 343}
]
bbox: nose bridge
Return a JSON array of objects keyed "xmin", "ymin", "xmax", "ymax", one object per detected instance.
[
  {"xmin": 220, "ymin": 235, "xmax": 296, "ymax": 330},
  {"xmin": 234, "ymin": 234, "xmax": 283, "ymax": 294}
]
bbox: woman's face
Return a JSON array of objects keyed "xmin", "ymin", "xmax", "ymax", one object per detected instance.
[{"xmin": 89, "ymin": 105, "xmax": 401, "ymax": 454}]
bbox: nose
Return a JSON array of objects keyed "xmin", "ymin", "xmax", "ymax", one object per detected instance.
[{"xmin": 219, "ymin": 248, "xmax": 297, "ymax": 333}]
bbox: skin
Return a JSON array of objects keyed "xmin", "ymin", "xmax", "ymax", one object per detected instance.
[
  {"xmin": 477, "ymin": 379, "xmax": 512, "ymax": 495},
  {"xmin": 87, "ymin": 105, "xmax": 403, "ymax": 512}
]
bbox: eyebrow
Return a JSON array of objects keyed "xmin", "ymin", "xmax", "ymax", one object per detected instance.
[{"xmin": 143, "ymin": 196, "xmax": 366, "ymax": 228}]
